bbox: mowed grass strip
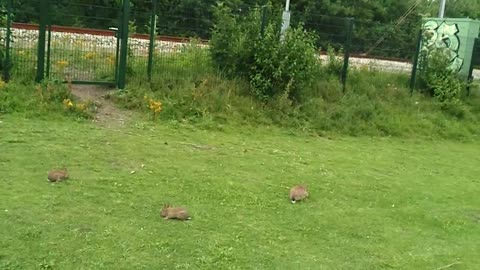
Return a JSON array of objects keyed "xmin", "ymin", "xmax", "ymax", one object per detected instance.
[{"xmin": 0, "ymin": 115, "xmax": 479, "ymax": 269}]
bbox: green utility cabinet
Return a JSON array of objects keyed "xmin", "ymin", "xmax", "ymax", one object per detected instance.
[{"xmin": 420, "ymin": 18, "xmax": 480, "ymax": 79}]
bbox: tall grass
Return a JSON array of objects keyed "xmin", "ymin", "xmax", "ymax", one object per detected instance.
[
  {"xmin": 3, "ymin": 38, "xmax": 480, "ymax": 140},
  {"xmin": 0, "ymin": 80, "xmax": 96, "ymax": 120},
  {"xmin": 110, "ymin": 44, "xmax": 480, "ymax": 140}
]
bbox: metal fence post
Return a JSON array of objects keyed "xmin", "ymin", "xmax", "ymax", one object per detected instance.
[
  {"xmin": 409, "ymin": 29, "xmax": 423, "ymax": 94},
  {"xmin": 466, "ymin": 38, "xmax": 479, "ymax": 97},
  {"xmin": 46, "ymin": 23, "xmax": 52, "ymax": 78},
  {"xmin": 147, "ymin": 0, "xmax": 157, "ymax": 82},
  {"xmin": 2, "ymin": 0, "xmax": 13, "ymax": 82},
  {"xmin": 36, "ymin": 0, "xmax": 48, "ymax": 83},
  {"xmin": 341, "ymin": 18, "xmax": 353, "ymax": 92},
  {"xmin": 114, "ymin": 26, "xmax": 120, "ymax": 84},
  {"xmin": 117, "ymin": 0, "xmax": 130, "ymax": 89}
]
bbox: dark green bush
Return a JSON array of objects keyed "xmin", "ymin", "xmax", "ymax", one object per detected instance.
[
  {"xmin": 210, "ymin": 3, "xmax": 319, "ymax": 102},
  {"xmin": 324, "ymin": 46, "xmax": 344, "ymax": 77},
  {"xmin": 209, "ymin": 3, "xmax": 260, "ymax": 79},
  {"xmin": 418, "ymin": 47, "xmax": 464, "ymax": 103},
  {"xmin": 250, "ymin": 23, "xmax": 318, "ymax": 101}
]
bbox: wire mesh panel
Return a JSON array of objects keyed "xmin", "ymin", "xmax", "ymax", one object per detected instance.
[
  {"xmin": 44, "ymin": 1, "xmax": 121, "ymax": 83},
  {"xmin": 349, "ymin": 20, "xmax": 419, "ymax": 75},
  {"xmin": 124, "ymin": 2, "xmax": 151, "ymax": 84},
  {"xmin": 154, "ymin": 1, "xmax": 213, "ymax": 83},
  {"xmin": 151, "ymin": 34, "xmax": 211, "ymax": 84},
  {"xmin": 125, "ymin": 1, "xmax": 214, "ymax": 85},
  {"xmin": 289, "ymin": 11, "xmax": 352, "ymax": 87},
  {"xmin": 7, "ymin": 0, "xmax": 39, "ymax": 82},
  {"xmin": 352, "ymin": 20, "xmax": 420, "ymax": 60},
  {"xmin": 290, "ymin": 11, "xmax": 349, "ymax": 52}
]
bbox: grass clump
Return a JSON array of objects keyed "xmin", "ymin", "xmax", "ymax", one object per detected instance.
[
  {"xmin": 112, "ymin": 54, "xmax": 480, "ymax": 140},
  {"xmin": 0, "ymin": 80, "xmax": 96, "ymax": 119}
]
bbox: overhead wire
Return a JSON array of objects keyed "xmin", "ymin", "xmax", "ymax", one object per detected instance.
[{"xmin": 365, "ymin": 0, "xmax": 422, "ymax": 55}]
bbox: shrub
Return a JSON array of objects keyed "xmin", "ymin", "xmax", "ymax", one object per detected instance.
[
  {"xmin": 324, "ymin": 45, "xmax": 344, "ymax": 76},
  {"xmin": 418, "ymin": 47, "xmax": 464, "ymax": 103},
  {"xmin": 209, "ymin": 3, "xmax": 260, "ymax": 78},
  {"xmin": 250, "ymin": 23, "xmax": 318, "ymax": 101},
  {"xmin": 210, "ymin": 4, "xmax": 319, "ymax": 102}
]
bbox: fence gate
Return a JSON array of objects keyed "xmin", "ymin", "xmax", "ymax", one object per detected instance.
[{"xmin": 35, "ymin": 0, "xmax": 129, "ymax": 88}]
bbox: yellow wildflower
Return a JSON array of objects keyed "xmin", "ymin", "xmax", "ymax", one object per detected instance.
[
  {"xmin": 107, "ymin": 55, "xmax": 115, "ymax": 64},
  {"xmin": 75, "ymin": 103, "xmax": 86, "ymax": 111},
  {"xmin": 0, "ymin": 80, "xmax": 5, "ymax": 90},
  {"xmin": 56, "ymin": 60, "xmax": 69, "ymax": 69},
  {"xmin": 84, "ymin": 52, "xmax": 96, "ymax": 60},
  {"xmin": 63, "ymin": 98, "xmax": 73, "ymax": 108},
  {"xmin": 148, "ymin": 99, "xmax": 162, "ymax": 113}
]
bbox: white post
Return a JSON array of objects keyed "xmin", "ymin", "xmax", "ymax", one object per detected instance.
[
  {"xmin": 280, "ymin": 0, "xmax": 291, "ymax": 41},
  {"xmin": 438, "ymin": 0, "xmax": 446, "ymax": 18}
]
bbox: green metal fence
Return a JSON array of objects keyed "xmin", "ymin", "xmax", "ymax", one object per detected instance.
[
  {"xmin": 38, "ymin": 0, "xmax": 125, "ymax": 86},
  {"xmin": 2, "ymin": 0, "xmax": 39, "ymax": 83},
  {"xmin": 124, "ymin": 0, "xmax": 214, "ymax": 87},
  {"xmin": 1, "ymin": 0, "xmax": 129, "ymax": 87},
  {"xmin": 0, "ymin": 0, "xmax": 10, "ymax": 82},
  {"xmin": 129, "ymin": 5, "xmax": 355, "ymax": 89},
  {"xmin": 352, "ymin": 20, "xmax": 420, "ymax": 60},
  {"xmin": 7, "ymin": 0, "xmax": 40, "ymax": 82},
  {"xmin": 288, "ymin": 11, "xmax": 354, "ymax": 90},
  {"xmin": 4, "ymin": 0, "xmax": 429, "ymax": 90},
  {"xmin": 1, "ymin": 1, "xmax": 357, "ymax": 88}
]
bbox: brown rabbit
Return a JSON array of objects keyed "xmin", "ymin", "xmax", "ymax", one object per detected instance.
[
  {"xmin": 160, "ymin": 204, "xmax": 191, "ymax": 220},
  {"xmin": 47, "ymin": 168, "xmax": 69, "ymax": 182},
  {"xmin": 289, "ymin": 185, "xmax": 308, "ymax": 203}
]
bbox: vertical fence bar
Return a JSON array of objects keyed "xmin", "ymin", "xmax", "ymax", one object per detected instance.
[
  {"xmin": 341, "ymin": 18, "xmax": 353, "ymax": 92},
  {"xmin": 147, "ymin": 0, "xmax": 157, "ymax": 82},
  {"xmin": 409, "ymin": 29, "xmax": 423, "ymax": 94},
  {"xmin": 466, "ymin": 38, "xmax": 479, "ymax": 97},
  {"xmin": 36, "ymin": 0, "xmax": 48, "ymax": 82},
  {"xmin": 2, "ymin": 0, "xmax": 13, "ymax": 82},
  {"xmin": 114, "ymin": 29, "xmax": 120, "ymax": 84},
  {"xmin": 46, "ymin": 24, "xmax": 52, "ymax": 78},
  {"xmin": 260, "ymin": 5, "xmax": 268, "ymax": 38},
  {"xmin": 117, "ymin": 0, "xmax": 130, "ymax": 89}
]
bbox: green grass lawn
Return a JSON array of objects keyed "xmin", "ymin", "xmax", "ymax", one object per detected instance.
[{"xmin": 1, "ymin": 114, "xmax": 479, "ymax": 269}]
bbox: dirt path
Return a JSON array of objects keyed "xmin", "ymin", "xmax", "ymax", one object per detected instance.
[{"xmin": 69, "ymin": 85, "xmax": 133, "ymax": 128}]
